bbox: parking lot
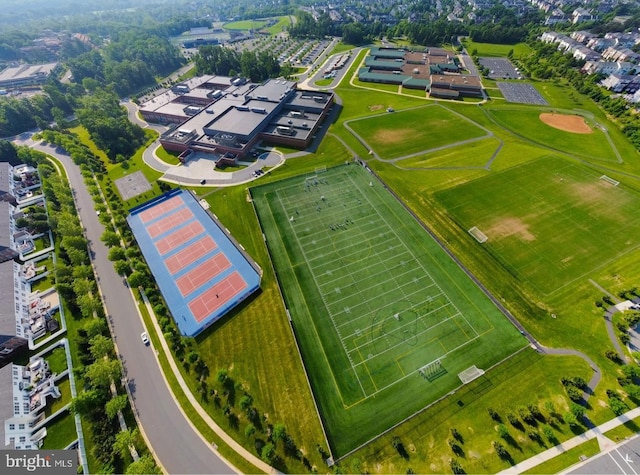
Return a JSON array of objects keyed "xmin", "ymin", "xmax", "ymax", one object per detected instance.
[
  {"xmin": 497, "ymin": 82, "xmax": 548, "ymax": 105},
  {"xmin": 479, "ymin": 57, "xmax": 523, "ymax": 80}
]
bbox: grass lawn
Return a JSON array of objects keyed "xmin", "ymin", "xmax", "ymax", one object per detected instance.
[
  {"xmin": 521, "ymin": 438, "xmax": 600, "ymax": 474},
  {"xmin": 347, "ymin": 104, "xmax": 488, "ymax": 160},
  {"xmin": 401, "ymin": 87, "xmax": 427, "ymax": 98},
  {"xmin": 264, "ymin": 16, "xmax": 291, "ymax": 35},
  {"xmin": 33, "ymin": 234, "xmax": 51, "ymax": 252},
  {"xmin": 353, "ymin": 80, "xmax": 401, "ymax": 93},
  {"xmin": 31, "ymin": 272, "xmax": 55, "ymax": 293},
  {"xmin": 154, "ymin": 146, "xmax": 181, "ymax": 165},
  {"xmin": 314, "ymin": 78, "xmax": 333, "ymax": 87},
  {"xmin": 46, "ymin": 346, "xmax": 68, "ymax": 374},
  {"xmin": 251, "ymin": 164, "xmax": 527, "ymax": 456},
  {"xmin": 395, "ymin": 137, "xmax": 502, "ymax": 169},
  {"xmin": 223, "ymin": 19, "xmax": 268, "ymax": 31},
  {"xmin": 344, "ymin": 350, "xmax": 593, "ymax": 474},
  {"xmin": 41, "ymin": 411, "xmax": 77, "ymax": 450},
  {"xmin": 436, "ymin": 155, "xmax": 640, "ymax": 296},
  {"xmin": 604, "ymin": 416, "xmax": 640, "ymax": 441},
  {"xmin": 462, "ymin": 40, "xmax": 532, "ymax": 59},
  {"xmin": 45, "ymin": 376, "xmax": 71, "ymax": 417},
  {"xmin": 329, "ymin": 42, "xmax": 357, "ymax": 56}
]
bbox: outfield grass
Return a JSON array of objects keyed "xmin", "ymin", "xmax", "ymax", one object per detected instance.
[
  {"xmin": 347, "ymin": 104, "xmax": 488, "ymax": 160},
  {"xmin": 437, "ymin": 155, "xmax": 640, "ymax": 296},
  {"xmin": 486, "ymin": 107, "xmax": 620, "ymax": 162},
  {"xmin": 251, "ymin": 164, "xmax": 527, "ymax": 456}
]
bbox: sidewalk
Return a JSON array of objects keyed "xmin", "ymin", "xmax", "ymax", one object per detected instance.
[
  {"xmin": 138, "ymin": 290, "xmax": 277, "ymax": 474},
  {"xmin": 498, "ymin": 407, "xmax": 640, "ymax": 474}
]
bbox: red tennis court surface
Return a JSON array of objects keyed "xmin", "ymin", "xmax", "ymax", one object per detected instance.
[
  {"xmin": 165, "ymin": 236, "xmax": 217, "ymax": 274},
  {"xmin": 155, "ymin": 221, "xmax": 205, "ymax": 255},
  {"xmin": 176, "ymin": 253, "xmax": 231, "ymax": 297},
  {"xmin": 146, "ymin": 208, "xmax": 194, "ymax": 238},
  {"xmin": 188, "ymin": 271, "xmax": 248, "ymax": 322},
  {"xmin": 139, "ymin": 195, "xmax": 184, "ymax": 223}
]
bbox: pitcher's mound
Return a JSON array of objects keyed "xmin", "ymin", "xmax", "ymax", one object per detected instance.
[{"xmin": 539, "ymin": 113, "xmax": 592, "ymax": 134}]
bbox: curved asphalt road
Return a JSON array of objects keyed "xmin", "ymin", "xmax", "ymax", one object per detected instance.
[{"xmin": 20, "ymin": 139, "xmax": 234, "ymax": 474}]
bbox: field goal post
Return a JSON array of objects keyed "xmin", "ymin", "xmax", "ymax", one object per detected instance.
[
  {"xmin": 600, "ymin": 175, "xmax": 619, "ymax": 186},
  {"xmin": 458, "ymin": 365, "xmax": 485, "ymax": 384},
  {"xmin": 468, "ymin": 226, "xmax": 488, "ymax": 244},
  {"xmin": 418, "ymin": 359, "xmax": 447, "ymax": 382}
]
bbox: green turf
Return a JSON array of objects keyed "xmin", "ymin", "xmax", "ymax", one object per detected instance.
[
  {"xmin": 395, "ymin": 137, "xmax": 502, "ymax": 169},
  {"xmin": 251, "ymin": 164, "xmax": 527, "ymax": 456},
  {"xmin": 41, "ymin": 411, "xmax": 77, "ymax": 450},
  {"xmin": 462, "ymin": 40, "xmax": 532, "ymax": 58},
  {"xmin": 223, "ymin": 19, "xmax": 268, "ymax": 31},
  {"xmin": 46, "ymin": 346, "xmax": 68, "ymax": 374},
  {"xmin": 487, "ymin": 107, "xmax": 620, "ymax": 163},
  {"xmin": 436, "ymin": 155, "xmax": 640, "ymax": 296},
  {"xmin": 264, "ymin": 16, "xmax": 291, "ymax": 35},
  {"xmin": 347, "ymin": 104, "xmax": 489, "ymax": 160}
]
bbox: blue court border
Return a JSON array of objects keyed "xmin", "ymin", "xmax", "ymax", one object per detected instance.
[{"xmin": 127, "ymin": 189, "xmax": 261, "ymax": 336}]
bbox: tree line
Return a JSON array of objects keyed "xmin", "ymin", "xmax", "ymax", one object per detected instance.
[{"xmin": 193, "ymin": 45, "xmax": 289, "ymax": 82}]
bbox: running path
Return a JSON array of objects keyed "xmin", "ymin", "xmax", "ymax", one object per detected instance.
[{"xmin": 139, "ymin": 291, "xmax": 276, "ymax": 474}]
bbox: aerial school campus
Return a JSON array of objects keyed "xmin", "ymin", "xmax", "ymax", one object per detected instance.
[{"xmin": 122, "ymin": 39, "xmax": 640, "ymax": 474}]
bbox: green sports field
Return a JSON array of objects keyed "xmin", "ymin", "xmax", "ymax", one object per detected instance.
[
  {"xmin": 347, "ymin": 104, "xmax": 489, "ymax": 160},
  {"xmin": 436, "ymin": 155, "xmax": 640, "ymax": 296},
  {"xmin": 251, "ymin": 164, "xmax": 527, "ymax": 456},
  {"xmin": 487, "ymin": 107, "xmax": 621, "ymax": 163}
]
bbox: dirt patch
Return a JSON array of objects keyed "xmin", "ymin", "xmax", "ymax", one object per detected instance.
[
  {"xmin": 485, "ymin": 217, "xmax": 536, "ymax": 242},
  {"xmin": 374, "ymin": 128, "xmax": 415, "ymax": 145},
  {"xmin": 540, "ymin": 113, "xmax": 592, "ymax": 134},
  {"xmin": 369, "ymin": 104, "xmax": 384, "ymax": 111},
  {"xmin": 567, "ymin": 181, "xmax": 608, "ymax": 206}
]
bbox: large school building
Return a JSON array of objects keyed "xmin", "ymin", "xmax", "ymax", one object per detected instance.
[
  {"xmin": 140, "ymin": 76, "xmax": 334, "ymax": 166},
  {"xmin": 358, "ymin": 47, "xmax": 483, "ymax": 99}
]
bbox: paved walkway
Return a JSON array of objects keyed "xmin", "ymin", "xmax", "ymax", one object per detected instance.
[
  {"xmin": 138, "ymin": 291, "xmax": 277, "ymax": 474},
  {"xmin": 498, "ymin": 407, "xmax": 640, "ymax": 474}
]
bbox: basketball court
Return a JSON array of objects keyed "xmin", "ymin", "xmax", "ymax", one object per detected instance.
[
  {"xmin": 115, "ymin": 171, "xmax": 152, "ymax": 200},
  {"xmin": 127, "ymin": 189, "xmax": 261, "ymax": 336}
]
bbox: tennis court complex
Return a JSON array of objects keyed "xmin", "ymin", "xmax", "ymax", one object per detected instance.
[{"xmin": 251, "ymin": 164, "xmax": 526, "ymax": 456}]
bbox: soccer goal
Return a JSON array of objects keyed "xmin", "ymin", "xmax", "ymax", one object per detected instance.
[
  {"xmin": 315, "ymin": 166, "xmax": 328, "ymax": 174},
  {"xmin": 600, "ymin": 175, "xmax": 619, "ymax": 186},
  {"xmin": 458, "ymin": 365, "xmax": 485, "ymax": 384},
  {"xmin": 468, "ymin": 226, "xmax": 488, "ymax": 244},
  {"xmin": 419, "ymin": 359, "xmax": 447, "ymax": 382}
]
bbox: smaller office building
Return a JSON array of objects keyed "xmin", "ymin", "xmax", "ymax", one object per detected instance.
[
  {"xmin": 358, "ymin": 47, "xmax": 482, "ymax": 98},
  {"xmin": 0, "ymin": 63, "xmax": 58, "ymax": 90}
]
